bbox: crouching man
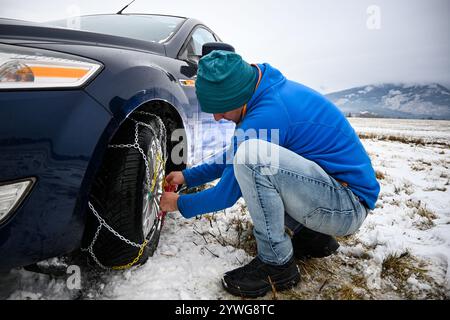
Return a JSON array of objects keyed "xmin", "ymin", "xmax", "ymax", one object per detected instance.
[{"xmin": 160, "ymin": 51, "xmax": 380, "ymax": 298}]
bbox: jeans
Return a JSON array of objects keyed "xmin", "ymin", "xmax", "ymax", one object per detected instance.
[{"xmin": 233, "ymin": 139, "xmax": 368, "ymax": 265}]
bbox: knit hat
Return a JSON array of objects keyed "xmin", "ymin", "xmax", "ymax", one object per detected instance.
[{"xmin": 195, "ymin": 50, "xmax": 258, "ymax": 114}]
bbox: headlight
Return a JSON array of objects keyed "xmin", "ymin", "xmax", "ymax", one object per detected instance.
[
  {"xmin": 0, "ymin": 178, "xmax": 35, "ymax": 224},
  {"xmin": 0, "ymin": 43, "xmax": 102, "ymax": 89}
]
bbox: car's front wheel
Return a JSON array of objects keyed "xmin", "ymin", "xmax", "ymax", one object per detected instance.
[{"xmin": 83, "ymin": 112, "xmax": 167, "ymax": 270}]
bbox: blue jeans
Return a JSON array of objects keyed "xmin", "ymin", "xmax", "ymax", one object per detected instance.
[{"xmin": 233, "ymin": 139, "xmax": 368, "ymax": 265}]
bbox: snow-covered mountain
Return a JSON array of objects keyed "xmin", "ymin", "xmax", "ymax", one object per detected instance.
[{"xmin": 326, "ymin": 83, "xmax": 450, "ymax": 120}]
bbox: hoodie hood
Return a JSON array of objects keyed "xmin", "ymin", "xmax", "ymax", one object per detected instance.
[{"xmin": 247, "ymin": 63, "xmax": 287, "ymax": 112}]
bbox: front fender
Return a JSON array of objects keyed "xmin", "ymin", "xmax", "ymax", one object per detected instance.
[{"xmin": 85, "ymin": 64, "xmax": 198, "ymax": 166}]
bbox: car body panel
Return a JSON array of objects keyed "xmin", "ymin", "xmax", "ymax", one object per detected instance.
[
  {"xmin": 0, "ymin": 90, "xmax": 111, "ymax": 271},
  {"xmin": 0, "ymin": 14, "xmax": 235, "ymax": 271}
]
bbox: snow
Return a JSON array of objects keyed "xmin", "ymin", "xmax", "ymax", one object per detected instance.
[
  {"xmin": 335, "ymin": 98, "xmax": 349, "ymax": 106},
  {"xmin": 98, "ymin": 211, "xmax": 251, "ymax": 300},
  {"xmin": 382, "ymin": 89, "xmax": 449, "ymax": 116},
  {"xmin": 1, "ymin": 118, "xmax": 449, "ymax": 300},
  {"xmin": 348, "ymin": 118, "xmax": 450, "ymax": 144}
]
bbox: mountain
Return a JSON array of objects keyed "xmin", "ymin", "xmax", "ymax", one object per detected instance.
[{"xmin": 325, "ymin": 83, "xmax": 450, "ymax": 120}]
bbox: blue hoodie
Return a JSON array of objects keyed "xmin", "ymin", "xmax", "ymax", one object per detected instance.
[{"xmin": 177, "ymin": 63, "xmax": 380, "ymax": 218}]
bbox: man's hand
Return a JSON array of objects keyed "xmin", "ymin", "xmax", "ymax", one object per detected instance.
[
  {"xmin": 165, "ymin": 171, "xmax": 185, "ymax": 186},
  {"xmin": 160, "ymin": 192, "xmax": 179, "ymax": 212}
]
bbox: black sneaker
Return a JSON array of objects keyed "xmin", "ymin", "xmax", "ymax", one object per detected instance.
[
  {"xmin": 292, "ymin": 226, "xmax": 340, "ymax": 259},
  {"xmin": 222, "ymin": 256, "xmax": 300, "ymax": 298}
]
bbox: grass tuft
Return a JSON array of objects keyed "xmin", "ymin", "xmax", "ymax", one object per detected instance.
[
  {"xmin": 375, "ymin": 170, "xmax": 386, "ymax": 180},
  {"xmin": 381, "ymin": 251, "xmax": 428, "ymax": 289},
  {"xmin": 358, "ymin": 132, "xmax": 450, "ymax": 147}
]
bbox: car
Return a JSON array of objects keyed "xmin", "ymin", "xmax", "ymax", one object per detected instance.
[{"xmin": 0, "ymin": 13, "xmax": 236, "ymax": 272}]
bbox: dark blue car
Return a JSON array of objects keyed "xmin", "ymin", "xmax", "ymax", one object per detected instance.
[{"xmin": 0, "ymin": 14, "xmax": 235, "ymax": 271}]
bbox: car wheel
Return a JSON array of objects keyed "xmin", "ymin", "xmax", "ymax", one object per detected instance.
[{"xmin": 83, "ymin": 112, "xmax": 167, "ymax": 269}]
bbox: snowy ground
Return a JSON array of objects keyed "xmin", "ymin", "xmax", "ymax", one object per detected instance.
[{"xmin": 2, "ymin": 118, "xmax": 449, "ymax": 300}]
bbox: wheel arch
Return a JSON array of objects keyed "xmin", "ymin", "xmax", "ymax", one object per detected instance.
[
  {"xmin": 73, "ymin": 98, "xmax": 190, "ymax": 239},
  {"xmin": 127, "ymin": 98, "xmax": 189, "ymax": 173}
]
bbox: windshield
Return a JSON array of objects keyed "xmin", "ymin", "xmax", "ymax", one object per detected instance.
[{"xmin": 45, "ymin": 14, "xmax": 186, "ymax": 43}]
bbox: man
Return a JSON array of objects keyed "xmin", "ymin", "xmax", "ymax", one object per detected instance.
[{"xmin": 160, "ymin": 51, "xmax": 380, "ymax": 298}]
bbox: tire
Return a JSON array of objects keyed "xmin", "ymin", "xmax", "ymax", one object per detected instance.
[{"xmin": 83, "ymin": 113, "xmax": 166, "ymax": 268}]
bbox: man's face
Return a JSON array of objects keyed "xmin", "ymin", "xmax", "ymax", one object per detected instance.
[{"xmin": 213, "ymin": 106, "xmax": 244, "ymax": 124}]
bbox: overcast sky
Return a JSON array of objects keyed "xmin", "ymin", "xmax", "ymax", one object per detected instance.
[{"xmin": 1, "ymin": 0, "xmax": 449, "ymax": 93}]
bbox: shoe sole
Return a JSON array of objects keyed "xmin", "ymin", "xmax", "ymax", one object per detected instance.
[{"xmin": 222, "ymin": 271, "xmax": 301, "ymax": 298}]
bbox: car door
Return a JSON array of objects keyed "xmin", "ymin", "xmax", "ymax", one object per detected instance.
[{"xmin": 177, "ymin": 26, "xmax": 236, "ymax": 166}]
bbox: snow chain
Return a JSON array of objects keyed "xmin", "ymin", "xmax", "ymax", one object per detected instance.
[{"xmin": 81, "ymin": 112, "xmax": 167, "ymax": 271}]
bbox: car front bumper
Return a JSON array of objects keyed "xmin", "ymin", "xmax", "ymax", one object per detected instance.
[{"xmin": 0, "ymin": 89, "xmax": 111, "ymax": 271}]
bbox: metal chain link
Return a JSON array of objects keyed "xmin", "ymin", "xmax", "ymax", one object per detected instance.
[
  {"xmin": 80, "ymin": 221, "xmax": 109, "ymax": 270},
  {"xmin": 87, "ymin": 201, "xmax": 142, "ymax": 248},
  {"xmin": 82, "ymin": 113, "xmax": 167, "ymax": 270}
]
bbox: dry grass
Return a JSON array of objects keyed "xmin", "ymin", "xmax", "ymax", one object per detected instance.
[
  {"xmin": 351, "ymin": 274, "xmax": 371, "ymax": 294},
  {"xmin": 314, "ymin": 262, "xmax": 370, "ymax": 300},
  {"xmin": 389, "ymin": 198, "xmax": 402, "ymax": 206},
  {"xmin": 282, "ymin": 289, "xmax": 309, "ymax": 300},
  {"xmin": 228, "ymin": 217, "xmax": 257, "ymax": 256},
  {"xmin": 416, "ymin": 206, "xmax": 437, "ymax": 222},
  {"xmin": 410, "ymin": 163, "xmax": 426, "ymax": 171},
  {"xmin": 220, "ymin": 203, "xmax": 258, "ymax": 257},
  {"xmin": 405, "ymin": 200, "xmax": 437, "ymax": 230},
  {"xmin": 218, "ymin": 203, "xmax": 445, "ymax": 300},
  {"xmin": 280, "ymin": 251, "xmax": 446, "ymax": 300},
  {"xmin": 403, "ymin": 182, "xmax": 414, "ymax": 195},
  {"xmin": 335, "ymin": 285, "xmax": 366, "ymax": 300},
  {"xmin": 375, "ymin": 170, "xmax": 386, "ymax": 180},
  {"xmin": 406, "ymin": 200, "xmax": 437, "ymax": 220},
  {"xmin": 335, "ymin": 234, "xmax": 362, "ymax": 247},
  {"xmin": 268, "ymin": 250, "xmax": 444, "ymax": 300},
  {"xmin": 279, "ymin": 258, "xmax": 340, "ymax": 300},
  {"xmin": 380, "ymin": 251, "xmax": 442, "ymax": 298},
  {"xmin": 394, "ymin": 182, "xmax": 414, "ymax": 195},
  {"xmin": 424, "ymin": 186, "xmax": 447, "ymax": 192},
  {"xmin": 192, "ymin": 199, "xmax": 258, "ymax": 256},
  {"xmin": 382, "ymin": 252, "xmax": 417, "ymax": 281},
  {"xmin": 419, "ymin": 160, "xmax": 432, "ymax": 166},
  {"xmin": 358, "ymin": 133, "xmax": 425, "ymax": 145},
  {"xmin": 296, "ymin": 257, "xmax": 335, "ymax": 278},
  {"xmin": 358, "ymin": 132, "xmax": 450, "ymax": 148}
]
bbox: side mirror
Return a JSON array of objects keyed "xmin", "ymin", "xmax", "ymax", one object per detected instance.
[
  {"xmin": 180, "ymin": 63, "xmax": 198, "ymax": 78},
  {"xmin": 202, "ymin": 42, "xmax": 235, "ymax": 57}
]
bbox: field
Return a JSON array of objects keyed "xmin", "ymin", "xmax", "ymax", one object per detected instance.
[{"xmin": 2, "ymin": 118, "xmax": 449, "ymax": 300}]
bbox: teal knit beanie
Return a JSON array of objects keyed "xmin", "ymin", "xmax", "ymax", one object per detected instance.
[{"xmin": 195, "ymin": 50, "xmax": 258, "ymax": 114}]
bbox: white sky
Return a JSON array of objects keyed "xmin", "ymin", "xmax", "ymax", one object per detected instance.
[{"xmin": 1, "ymin": 0, "xmax": 449, "ymax": 93}]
